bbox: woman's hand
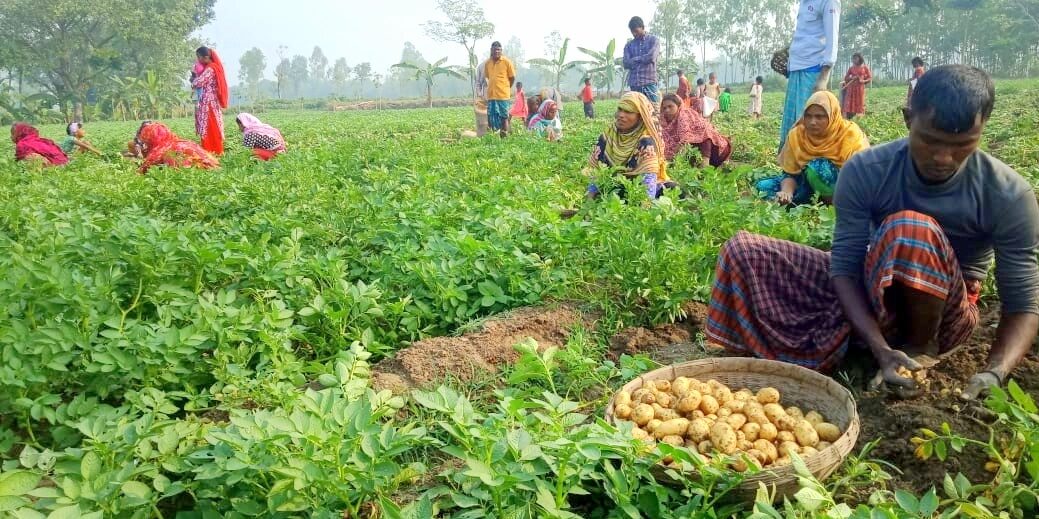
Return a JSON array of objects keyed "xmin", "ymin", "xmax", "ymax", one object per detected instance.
[
  {"xmin": 776, "ymin": 190, "xmax": 793, "ymax": 205},
  {"xmin": 588, "ymin": 145, "xmax": 601, "ymax": 168}
]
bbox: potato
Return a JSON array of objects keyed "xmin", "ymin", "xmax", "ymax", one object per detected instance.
[
  {"xmin": 710, "ymin": 422, "xmax": 739, "ymax": 454},
  {"xmin": 724, "ymin": 399, "xmax": 746, "ymax": 412},
  {"xmin": 646, "ymin": 419, "xmax": 663, "ymax": 433},
  {"xmin": 655, "ymin": 407, "xmax": 679, "ymax": 422},
  {"xmin": 734, "ymin": 389, "xmax": 754, "ymax": 402},
  {"xmin": 816, "ymin": 441, "xmax": 833, "ymax": 450},
  {"xmin": 804, "ymin": 411, "xmax": 825, "ymax": 426},
  {"xmin": 644, "ymin": 381, "xmax": 659, "ymax": 392},
  {"xmin": 637, "ymin": 391, "xmax": 657, "ymax": 405},
  {"xmin": 757, "ymin": 387, "xmax": 781, "ymax": 404},
  {"xmin": 632, "ymin": 427, "xmax": 651, "ymax": 441},
  {"xmin": 687, "ymin": 418, "xmax": 712, "ymax": 442},
  {"xmin": 654, "ymin": 418, "xmax": 691, "ymax": 439},
  {"xmin": 699, "ymin": 394, "xmax": 720, "ymax": 414},
  {"xmin": 814, "ymin": 422, "xmax": 841, "ymax": 443},
  {"xmin": 801, "ymin": 446, "xmax": 819, "ymax": 457},
  {"xmin": 742, "ymin": 422, "xmax": 761, "ymax": 442},
  {"xmin": 615, "ymin": 403, "xmax": 633, "ymax": 420},
  {"xmin": 716, "ymin": 387, "xmax": 734, "ymax": 404},
  {"xmin": 698, "ymin": 440, "xmax": 714, "ymax": 454},
  {"xmin": 661, "ymin": 434, "xmax": 684, "ymax": 447},
  {"xmin": 746, "ymin": 408, "xmax": 770, "ymax": 426},
  {"xmin": 672, "ymin": 377, "xmax": 692, "ymax": 396},
  {"xmin": 705, "ymin": 414, "xmax": 718, "ymax": 421},
  {"xmin": 738, "ymin": 439, "xmax": 754, "ymax": 451},
  {"xmin": 758, "ymin": 423, "xmax": 778, "ymax": 441},
  {"xmin": 691, "ymin": 410, "xmax": 705, "ymax": 419},
  {"xmin": 731, "ymin": 458, "xmax": 749, "ymax": 472},
  {"xmin": 632, "ymin": 388, "xmax": 653, "ymax": 404},
  {"xmin": 726, "ymin": 413, "xmax": 747, "ymax": 430},
  {"xmin": 777, "ymin": 431, "xmax": 796, "ymax": 443},
  {"xmin": 779, "ymin": 441, "xmax": 801, "ymax": 457},
  {"xmin": 698, "ymin": 382, "xmax": 714, "ymax": 396},
  {"xmin": 736, "ymin": 430, "xmax": 746, "ymax": 441},
  {"xmin": 615, "ymin": 391, "xmax": 632, "ymax": 408},
  {"xmin": 684, "ymin": 439, "xmax": 699, "ymax": 451},
  {"xmin": 794, "ymin": 420, "xmax": 820, "ymax": 447},
  {"xmin": 655, "ymin": 392, "xmax": 673, "ymax": 409},
  {"xmin": 654, "ymin": 380, "xmax": 672, "ymax": 393},
  {"xmin": 706, "ymin": 379, "xmax": 727, "ymax": 393},
  {"xmin": 676, "ymin": 391, "xmax": 702, "ymax": 413},
  {"xmin": 754, "ymin": 439, "xmax": 778, "ymax": 462},
  {"xmin": 785, "ymin": 406, "xmax": 804, "ymax": 419},
  {"xmin": 774, "ymin": 456, "xmax": 791, "ymax": 466},
  {"xmin": 763, "ymin": 403, "xmax": 786, "ymax": 423},
  {"xmin": 717, "ymin": 407, "xmax": 732, "ymax": 418},
  {"xmin": 774, "ymin": 414, "xmax": 798, "ymax": 432},
  {"xmin": 633, "ymin": 404, "xmax": 654, "ymax": 426},
  {"xmin": 746, "ymin": 449, "xmax": 768, "ymax": 465}
]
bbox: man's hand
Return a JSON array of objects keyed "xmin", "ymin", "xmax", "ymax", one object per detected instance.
[
  {"xmin": 872, "ymin": 348, "xmax": 923, "ymax": 389},
  {"xmin": 776, "ymin": 190, "xmax": 793, "ymax": 205},
  {"xmin": 813, "ymin": 67, "xmax": 832, "ymax": 92},
  {"xmin": 960, "ymin": 371, "xmax": 1001, "ymax": 400}
]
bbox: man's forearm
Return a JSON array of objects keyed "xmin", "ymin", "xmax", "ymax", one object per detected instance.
[{"xmin": 987, "ymin": 312, "xmax": 1039, "ymax": 379}]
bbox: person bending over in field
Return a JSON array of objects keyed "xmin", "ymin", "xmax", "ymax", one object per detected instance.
[
  {"xmin": 659, "ymin": 94, "xmax": 731, "ymax": 168},
  {"xmin": 137, "ymin": 122, "xmax": 219, "ymax": 175},
  {"xmin": 236, "ymin": 113, "xmax": 286, "ymax": 161},
  {"xmin": 60, "ymin": 122, "xmax": 102, "ymax": 157},
  {"xmin": 586, "ymin": 91, "xmax": 676, "ymax": 200},
  {"xmin": 527, "ymin": 100, "xmax": 562, "ymax": 141},
  {"xmin": 756, "ymin": 91, "xmax": 869, "ymax": 206},
  {"xmin": 707, "ymin": 65, "xmax": 1039, "ymax": 401},
  {"xmin": 11, "ymin": 123, "xmax": 68, "ymax": 167}
]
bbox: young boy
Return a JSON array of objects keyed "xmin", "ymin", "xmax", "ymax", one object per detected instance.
[
  {"xmin": 719, "ymin": 87, "xmax": 732, "ymax": 113},
  {"xmin": 749, "ymin": 76, "xmax": 764, "ymax": 119},
  {"xmin": 61, "ymin": 122, "xmax": 102, "ymax": 156},
  {"xmin": 581, "ymin": 78, "xmax": 595, "ymax": 119}
]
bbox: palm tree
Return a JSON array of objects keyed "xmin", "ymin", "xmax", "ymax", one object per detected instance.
[
  {"xmin": 576, "ymin": 39, "xmax": 622, "ymax": 97},
  {"xmin": 392, "ymin": 57, "xmax": 466, "ymax": 108},
  {"xmin": 527, "ymin": 37, "xmax": 581, "ymax": 94}
]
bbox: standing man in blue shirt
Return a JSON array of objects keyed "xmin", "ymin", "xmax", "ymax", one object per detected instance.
[
  {"xmin": 623, "ymin": 16, "xmax": 660, "ymax": 103},
  {"xmin": 780, "ymin": 0, "xmax": 841, "ymax": 151}
]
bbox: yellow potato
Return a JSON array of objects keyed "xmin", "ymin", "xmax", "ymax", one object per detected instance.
[
  {"xmin": 726, "ymin": 413, "xmax": 747, "ymax": 431},
  {"xmin": 646, "ymin": 419, "xmax": 663, "ymax": 433},
  {"xmin": 774, "ymin": 456, "xmax": 791, "ymax": 466},
  {"xmin": 804, "ymin": 411, "xmax": 825, "ymax": 426},
  {"xmin": 691, "ymin": 410, "xmax": 705, "ymax": 419},
  {"xmin": 637, "ymin": 390, "xmax": 656, "ymax": 405},
  {"xmin": 698, "ymin": 440, "xmax": 714, "ymax": 454},
  {"xmin": 615, "ymin": 403, "xmax": 633, "ymax": 420},
  {"xmin": 654, "ymin": 380, "xmax": 672, "ymax": 393},
  {"xmin": 736, "ymin": 430, "xmax": 746, "ymax": 441},
  {"xmin": 774, "ymin": 414, "xmax": 798, "ymax": 432},
  {"xmin": 615, "ymin": 391, "xmax": 632, "ymax": 408},
  {"xmin": 746, "ymin": 409, "xmax": 770, "ymax": 426},
  {"xmin": 757, "ymin": 387, "xmax": 781, "ymax": 404},
  {"xmin": 699, "ymin": 394, "xmax": 720, "ymax": 414},
  {"xmin": 742, "ymin": 422, "xmax": 761, "ymax": 442},
  {"xmin": 746, "ymin": 449, "xmax": 768, "ymax": 465},
  {"xmin": 801, "ymin": 446, "xmax": 819, "ymax": 457},
  {"xmin": 644, "ymin": 381, "xmax": 659, "ymax": 392},
  {"xmin": 654, "ymin": 407, "xmax": 679, "ymax": 422},
  {"xmin": 705, "ymin": 414, "xmax": 718, "ymax": 421},
  {"xmin": 816, "ymin": 441, "xmax": 833, "ymax": 450},
  {"xmin": 710, "ymin": 422, "xmax": 739, "ymax": 454},
  {"xmin": 672, "ymin": 377, "xmax": 692, "ymax": 397},
  {"xmin": 698, "ymin": 382, "xmax": 714, "ymax": 396},
  {"xmin": 777, "ymin": 431, "xmax": 796, "ymax": 443},
  {"xmin": 686, "ymin": 418, "xmax": 712, "ymax": 442},
  {"xmin": 716, "ymin": 387, "xmax": 734, "ymax": 404},
  {"xmin": 707, "ymin": 379, "xmax": 727, "ymax": 393},
  {"xmin": 763, "ymin": 403, "xmax": 786, "ymax": 423},
  {"xmin": 655, "ymin": 392, "xmax": 673, "ymax": 409},
  {"xmin": 814, "ymin": 422, "xmax": 841, "ymax": 443},
  {"xmin": 734, "ymin": 389, "xmax": 755, "ymax": 402},
  {"xmin": 653, "ymin": 418, "xmax": 691, "ymax": 439},
  {"xmin": 632, "ymin": 388, "xmax": 653, "ymax": 404},
  {"xmin": 717, "ymin": 407, "xmax": 732, "ymax": 418},
  {"xmin": 661, "ymin": 435, "xmax": 684, "ymax": 447},
  {"xmin": 794, "ymin": 420, "xmax": 820, "ymax": 448},
  {"xmin": 738, "ymin": 439, "xmax": 754, "ymax": 451},
  {"xmin": 754, "ymin": 439, "xmax": 778, "ymax": 462},
  {"xmin": 731, "ymin": 458, "xmax": 749, "ymax": 472},
  {"xmin": 724, "ymin": 399, "xmax": 747, "ymax": 412},
  {"xmin": 633, "ymin": 404, "xmax": 654, "ymax": 426},
  {"xmin": 759, "ymin": 423, "xmax": 778, "ymax": 441},
  {"xmin": 676, "ymin": 391, "xmax": 702, "ymax": 413},
  {"xmin": 785, "ymin": 406, "xmax": 804, "ymax": 419},
  {"xmin": 779, "ymin": 441, "xmax": 801, "ymax": 457},
  {"xmin": 632, "ymin": 427, "xmax": 651, "ymax": 441},
  {"xmin": 684, "ymin": 439, "xmax": 699, "ymax": 451}
]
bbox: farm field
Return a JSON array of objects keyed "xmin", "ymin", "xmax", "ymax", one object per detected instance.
[{"xmin": 1, "ymin": 82, "xmax": 1039, "ymax": 518}]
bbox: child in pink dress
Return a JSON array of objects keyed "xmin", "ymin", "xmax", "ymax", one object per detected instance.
[
  {"xmin": 509, "ymin": 82, "xmax": 528, "ymax": 125},
  {"xmin": 190, "ymin": 61, "xmax": 205, "ymax": 100}
]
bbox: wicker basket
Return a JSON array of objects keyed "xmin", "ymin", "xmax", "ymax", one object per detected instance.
[
  {"xmin": 605, "ymin": 357, "xmax": 859, "ymax": 502},
  {"xmin": 771, "ymin": 47, "xmax": 790, "ymax": 78}
]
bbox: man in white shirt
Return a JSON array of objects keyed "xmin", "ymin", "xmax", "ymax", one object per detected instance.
[{"xmin": 780, "ymin": 0, "xmax": 841, "ymax": 151}]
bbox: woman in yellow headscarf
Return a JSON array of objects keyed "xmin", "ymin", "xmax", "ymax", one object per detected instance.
[
  {"xmin": 587, "ymin": 91, "xmax": 674, "ymax": 199},
  {"xmin": 757, "ymin": 91, "xmax": 870, "ymax": 205}
]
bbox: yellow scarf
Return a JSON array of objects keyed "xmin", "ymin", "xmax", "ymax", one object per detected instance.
[
  {"xmin": 603, "ymin": 92, "xmax": 668, "ymax": 181},
  {"xmin": 779, "ymin": 91, "xmax": 869, "ymax": 174}
]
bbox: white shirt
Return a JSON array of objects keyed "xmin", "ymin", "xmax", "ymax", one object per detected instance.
[{"xmin": 788, "ymin": 0, "xmax": 840, "ymax": 72}]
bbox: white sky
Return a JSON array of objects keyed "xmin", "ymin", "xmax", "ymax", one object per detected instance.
[{"xmin": 198, "ymin": 0, "xmax": 660, "ymax": 82}]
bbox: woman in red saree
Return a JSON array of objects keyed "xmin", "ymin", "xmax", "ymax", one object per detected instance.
[
  {"xmin": 840, "ymin": 53, "xmax": 872, "ymax": 119},
  {"xmin": 191, "ymin": 46, "xmax": 229, "ymax": 155},
  {"xmin": 659, "ymin": 94, "xmax": 731, "ymax": 167},
  {"xmin": 137, "ymin": 122, "xmax": 219, "ymax": 174},
  {"xmin": 11, "ymin": 123, "xmax": 68, "ymax": 166}
]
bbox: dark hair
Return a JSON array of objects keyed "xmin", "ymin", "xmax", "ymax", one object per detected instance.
[
  {"xmin": 584, "ymin": 78, "xmax": 591, "ymax": 84},
  {"xmin": 696, "ymin": 78, "xmax": 705, "ymax": 85},
  {"xmin": 912, "ymin": 56, "xmax": 925, "ymax": 67},
  {"xmin": 709, "ymin": 72, "xmax": 716, "ymax": 77},
  {"xmin": 662, "ymin": 93, "xmax": 682, "ymax": 107},
  {"xmin": 491, "ymin": 41, "xmax": 502, "ymax": 49},
  {"xmin": 724, "ymin": 87, "xmax": 731, "ymax": 93},
  {"xmin": 852, "ymin": 52, "xmax": 864, "ymax": 63},
  {"xmin": 677, "ymin": 69, "xmax": 684, "ymax": 75},
  {"xmin": 196, "ymin": 46, "xmax": 211, "ymax": 58},
  {"xmin": 910, "ymin": 65, "xmax": 994, "ymax": 133},
  {"xmin": 628, "ymin": 16, "xmax": 645, "ymax": 30},
  {"xmin": 516, "ymin": 81, "xmax": 523, "ymax": 89},
  {"xmin": 755, "ymin": 75, "xmax": 763, "ymax": 83}
]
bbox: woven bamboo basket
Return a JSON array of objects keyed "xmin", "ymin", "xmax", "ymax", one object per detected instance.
[
  {"xmin": 605, "ymin": 357, "xmax": 859, "ymax": 502},
  {"xmin": 771, "ymin": 47, "xmax": 790, "ymax": 78}
]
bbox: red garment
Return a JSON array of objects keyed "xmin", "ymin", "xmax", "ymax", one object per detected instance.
[
  {"xmin": 676, "ymin": 76, "xmax": 691, "ymax": 100},
  {"xmin": 138, "ymin": 122, "xmax": 219, "ymax": 174},
  {"xmin": 581, "ymin": 85, "xmax": 594, "ymax": 103},
  {"xmin": 907, "ymin": 66, "xmax": 925, "ymax": 104},
  {"xmin": 252, "ymin": 149, "xmax": 279, "ymax": 161},
  {"xmin": 660, "ymin": 105, "xmax": 730, "ymax": 162},
  {"xmin": 192, "ymin": 50, "xmax": 229, "ymax": 155},
  {"xmin": 841, "ymin": 64, "xmax": 871, "ymax": 116},
  {"xmin": 510, "ymin": 89, "xmax": 528, "ymax": 118},
  {"xmin": 11, "ymin": 123, "xmax": 68, "ymax": 166}
]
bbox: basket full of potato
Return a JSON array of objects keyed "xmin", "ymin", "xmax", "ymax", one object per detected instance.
[{"xmin": 605, "ymin": 357, "xmax": 860, "ymax": 501}]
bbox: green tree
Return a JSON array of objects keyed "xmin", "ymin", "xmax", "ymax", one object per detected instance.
[
  {"xmin": 392, "ymin": 57, "xmax": 466, "ymax": 107},
  {"xmin": 353, "ymin": 62, "xmax": 372, "ymax": 99},
  {"xmin": 424, "ymin": 0, "xmax": 495, "ymax": 97},
  {"xmin": 275, "ymin": 58, "xmax": 291, "ymax": 99},
  {"xmin": 239, "ymin": 47, "xmax": 267, "ymax": 104},
  {"xmin": 289, "ymin": 55, "xmax": 309, "ymax": 97},
  {"xmin": 310, "ymin": 46, "xmax": 329, "ymax": 81},
  {"xmin": 528, "ymin": 37, "xmax": 581, "ymax": 94},
  {"xmin": 331, "ymin": 58, "xmax": 351, "ymax": 97},
  {"xmin": 652, "ymin": 0, "xmax": 688, "ymax": 89},
  {"xmin": 577, "ymin": 39, "xmax": 622, "ymax": 96}
]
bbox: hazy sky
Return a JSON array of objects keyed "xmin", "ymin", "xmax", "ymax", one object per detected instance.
[{"xmin": 199, "ymin": 0, "xmax": 659, "ymax": 83}]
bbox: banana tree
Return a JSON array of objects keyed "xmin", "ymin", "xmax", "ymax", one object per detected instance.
[
  {"xmin": 576, "ymin": 39, "xmax": 622, "ymax": 97},
  {"xmin": 392, "ymin": 57, "xmax": 466, "ymax": 108},
  {"xmin": 528, "ymin": 37, "xmax": 581, "ymax": 94}
]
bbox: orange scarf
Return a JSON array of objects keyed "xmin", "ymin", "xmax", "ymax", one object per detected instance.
[
  {"xmin": 779, "ymin": 91, "xmax": 869, "ymax": 174},
  {"xmin": 207, "ymin": 50, "xmax": 230, "ymax": 109}
]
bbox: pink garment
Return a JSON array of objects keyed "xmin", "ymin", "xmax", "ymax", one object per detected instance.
[
  {"xmin": 510, "ymin": 89, "xmax": 528, "ymax": 118},
  {"xmin": 193, "ymin": 61, "xmax": 205, "ymax": 76},
  {"xmin": 236, "ymin": 113, "xmax": 286, "ymax": 151}
]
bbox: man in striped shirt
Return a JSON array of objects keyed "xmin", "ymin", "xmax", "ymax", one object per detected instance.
[{"xmin": 622, "ymin": 16, "xmax": 660, "ymax": 103}]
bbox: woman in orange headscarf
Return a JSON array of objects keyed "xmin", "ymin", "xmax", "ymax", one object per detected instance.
[
  {"xmin": 756, "ymin": 91, "xmax": 869, "ymax": 205},
  {"xmin": 191, "ymin": 46, "xmax": 229, "ymax": 155},
  {"xmin": 137, "ymin": 122, "xmax": 219, "ymax": 174}
]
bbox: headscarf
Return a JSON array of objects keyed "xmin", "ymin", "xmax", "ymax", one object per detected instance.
[
  {"xmin": 205, "ymin": 50, "xmax": 230, "ymax": 108},
  {"xmin": 602, "ymin": 92, "xmax": 667, "ymax": 181},
  {"xmin": 67, "ymin": 122, "xmax": 82, "ymax": 136},
  {"xmin": 779, "ymin": 91, "xmax": 869, "ymax": 174},
  {"xmin": 137, "ymin": 122, "xmax": 219, "ymax": 174},
  {"xmin": 660, "ymin": 102, "xmax": 728, "ymax": 161},
  {"xmin": 236, "ymin": 113, "xmax": 286, "ymax": 151},
  {"xmin": 11, "ymin": 123, "xmax": 69, "ymax": 166},
  {"xmin": 527, "ymin": 100, "xmax": 559, "ymax": 129}
]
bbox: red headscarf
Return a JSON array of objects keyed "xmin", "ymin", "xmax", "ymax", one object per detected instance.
[
  {"xmin": 11, "ymin": 123, "xmax": 69, "ymax": 166},
  {"xmin": 137, "ymin": 122, "xmax": 219, "ymax": 174},
  {"xmin": 660, "ymin": 104, "xmax": 728, "ymax": 161},
  {"xmin": 207, "ymin": 49, "xmax": 229, "ymax": 109}
]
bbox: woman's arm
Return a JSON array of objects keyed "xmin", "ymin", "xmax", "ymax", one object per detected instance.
[
  {"xmin": 75, "ymin": 138, "xmax": 102, "ymax": 155},
  {"xmin": 191, "ymin": 67, "xmax": 213, "ymax": 89},
  {"xmin": 776, "ymin": 175, "xmax": 797, "ymax": 204}
]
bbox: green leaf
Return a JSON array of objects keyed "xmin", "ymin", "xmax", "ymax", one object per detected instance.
[
  {"xmin": 893, "ymin": 489, "xmax": 919, "ymax": 513},
  {"xmin": 1007, "ymin": 379, "xmax": 1037, "ymax": 412},
  {"xmin": 918, "ymin": 489, "xmax": 939, "ymax": 516},
  {"xmin": 0, "ymin": 495, "xmax": 28, "ymax": 512},
  {"xmin": 0, "ymin": 471, "xmax": 41, "ymax": 497},
  {"xmin": 794, "ymin": 487, "xmax": 826, "ymax": 512},
  {"xmin": 942, "ymin": 473, "xmax": 959, "ymax": 499},
  {"xmin": 46, "ymin": 505, "xmax": 82, "ymax": 519},
  {"xmin": 80, "ymin": 451, "xmax": 100, "ymax": 481},
  {"xmin": 121, "ymin": 480, "xmax": 152, "ymax": 500},
  {"xmin": 463, "ymin": 459, "xmax": 500, "ymax": 486}
]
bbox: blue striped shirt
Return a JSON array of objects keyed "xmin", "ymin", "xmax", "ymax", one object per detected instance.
[{"xmin": 623, "ymin": 34, "xmax": 660, "ymax": 88}]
